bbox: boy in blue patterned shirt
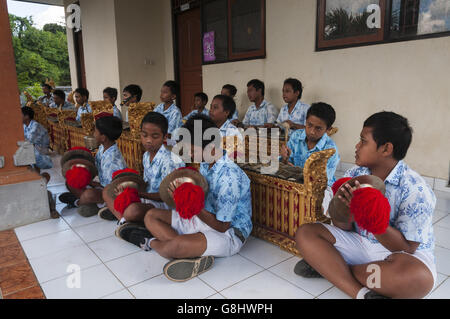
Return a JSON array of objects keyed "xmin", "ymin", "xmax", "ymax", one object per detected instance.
[
  {"xmin": 295, "ymin": 112, "xmax": 437, "ymax": 299},
  {"xmin": 234, "ymin": 79, "xmax": 278, "ymax": 128},
  {"xmin": 154, "ymin": 81, "xmax": 183, "ymax": 138},
  {"xmin": 221, "ymin": 84, "xmax": 239, "ymax": 120},
  {"xmin": 107, "ymin": 112, "xmax": 184, "ymax": 224},
  {"xmin": 182, "ymin": 92, "xmax": 209, "ymax": 122},
  {"xmin": 103, "ymin": 87, "xmax": 123, "ymax": 121},
  {"xmin": 74, "ymin": 88, "xmax": 92, "ymax": 122},
  {"xmin": 281, "ymin": 102, "xmax": 340, "ymax": 212},
  {"xmin": 267, "ymin": 78, "xmax": 310, "ymax": 134},
  {"xmin": 60, "ymin": 116, "xmax": 127, "ymax": 217},
  {"xmin": 118, "ymin": 114, "xmax": 252, "ymax": 282},
  {"xmin": 22, "ymin": 107, "xmax": 53, "ymax": 169}
]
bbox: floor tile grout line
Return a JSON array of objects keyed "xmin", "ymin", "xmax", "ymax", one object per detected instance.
[
  {"xmin": 315, "ymin": 285, "xmax": 339, "ymax": 299},
  {"xmin": 15, "ymin": 224, "xmax": 72, "ymax": 244},
  {"xmin": 214, "ymin": 269, "xmax": 267, "ymax": 295},
  {"xmin": 264, "ymin": 268, "xmax": 317, "ymax": 298},
  {"xmin": 237, "ymin": 251, "xmax": 294, "ymax": 270},
  {"xmin": 197, "ymin": 276, "xmax": 222, "ymax": 296}
]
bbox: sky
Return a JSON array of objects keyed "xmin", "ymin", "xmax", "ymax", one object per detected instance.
[{"xmin": 6, "ymin": 0, "xmax": 65, "ymax": 29}]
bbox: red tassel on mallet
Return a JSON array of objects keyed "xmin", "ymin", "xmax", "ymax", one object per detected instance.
[
  {"xmin": 173, "ymin": 182, "xmax": 205, "ymax": 220},
  {"xmin": 66, "ymin": 166, "xmax": 91, "ymax": 189},
  {"xmin": 350, "ymin": 188, "xmax": 391, "ymax": 235},
  {"xmin": 114, "ymin": 187, "xmax": 141, "ymax": 215}
]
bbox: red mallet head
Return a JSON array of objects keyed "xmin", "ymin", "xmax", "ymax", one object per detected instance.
[
  {"xmin": 114, "ymin": 187, "xmax": 141, "ymax": 215},
  {"xmin": 66, "ymin": 166, "xmax": 92, "ymax": 190},
  {"xmin": 332, "ymin": 177, "xmax": 352, "ymax": 196},
  {"xmin": 173, "ymin": 182, "xmax": 205, "ymax": 220},
  {"xmin": 350, "ymin": 187, "xmax": 391, "ymax": 235}
]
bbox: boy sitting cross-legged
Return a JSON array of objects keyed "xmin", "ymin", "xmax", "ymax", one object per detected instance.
[
  {"xmin": 101, "ymin": 112, "xmax": 185, "ymax": 224},
  {"xmin": 117, "ymin": 114, "xmax": 252, "ymax": 282},
  {"xmin": 295, "ymin": 111, "xmax": 437, "ymax": 299},
  {"xmin": 59, "ymin": 116, "xmax": 127, "ymax": 217}
]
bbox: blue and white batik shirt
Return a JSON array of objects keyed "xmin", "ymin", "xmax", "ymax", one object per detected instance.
[
  {"xmin": 95, "ymin": 143, "xmax": 127, "ymax": 187},
  {"xmin": 76, "ymin": 103, "xmax": 92, "ymax": 122},
  {"xmin": 23, "ymin": 120, "xmax": 53, "ymax": 169},
  {"xmin": 200, "ymin": 154, "xmax": 252, "ymax": 239},
  {"xmin": 242, "ymin": 100, "xmax": 278, "ymax": 126},
  {"xmin": 286, "ymin": 129, "xmax": 340, "ymax": 187},
  {"xmin": 344, "ymin": 161, "xmax": 436, "ymax": 252},
  {"xmin": 154, "ymin": 103, "xmax": 183, "ymax": 135},
  {"xmin": 143, "ymin": 145, "xmax": 185, "ymax": 193}
]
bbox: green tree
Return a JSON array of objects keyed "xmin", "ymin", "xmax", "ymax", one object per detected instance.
[{"xmin": 9, "ymin": 14, "xmax": 70, "ymax": 92}]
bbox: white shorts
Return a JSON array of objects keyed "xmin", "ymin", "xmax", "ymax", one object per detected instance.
[
  {"xmin": 142, "ymin": 199, "xmax": 169, "ymax": 210},
  {"xmin": 320, "ymin": 223, "xmax": 438, "ymax": 289},
  {"xmin": 322, "ymin": 186, "xmax": 333, "ymax": 217},
  {"xmin": 170, "ymin": 210, "xmax": 245, "ymax": 257}
]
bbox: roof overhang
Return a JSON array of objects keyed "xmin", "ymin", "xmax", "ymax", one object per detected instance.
[{"xmin": 12, "ymin": 0, "xmax": 64, "ymax": 7}]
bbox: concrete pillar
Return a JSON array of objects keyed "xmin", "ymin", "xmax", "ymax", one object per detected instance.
[{"xmin": 0, "ymin": 0, "xmax": 50, "ymax": 231}]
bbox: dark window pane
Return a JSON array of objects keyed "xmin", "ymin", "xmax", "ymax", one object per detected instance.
[
  {"xmin": 390, "ymin": 0, "xmax": 450, "ymax": 38},
  {"xmin": 324, "ymin": 0, "xmax": 380, "ymax": 40},
  {"xmin": 230, "ymin": 0, "xmax": 262, "ymax": 54},
  {"xmin": 203, "ymin": 0, "xmax": 228, "ymax": 62}
]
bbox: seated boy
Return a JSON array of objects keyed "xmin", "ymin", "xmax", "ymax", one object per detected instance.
[
  {"xmin": 60, "ymin": 116, "xmax": 127, "ymax": 217},
  {"xmin": 121, "ymin": 84, "xmax": 143, "ymax": 121},
  {"xmin": 74, "ymin": 88, "xmax": 91, "ymax": 122},
  {"xmin": 154, "ymin": 81, "xmax": 183, "ymax": 138},
  {"xmin": 280, "ymin": 102, "xmax": 340, "ymax": 212},
  {"xmin": 103, "ymin": 87, "xmax": 123, "ymax": 121},
  {"xmin": 37, "ymin": 84, "xmax": 54, "ymax": 107},
  {"xmin": 49, "ymin": 90, "xmax": 75, "ymax": 110},
  {"xmin": 22, "ymin": 106, "xmax": 53, "ymax": 170},
  {"xmin": 294, "ymin": 111, "xmax": 437, "ymax": 299},
  {"xmin": 221, "ymin": 84, "xmax": 238, "ymax": 120},
  {"xmin": 209, "ymin": 95, "xmax": 242, "ymax": 140},
  {"xmin": 182, "ymin": 92, "xmax": 209, "ymax": 122},
  {"xmin": 117, "ymin": 114, "xmax": 252, "ymax": 282},
  {"xmin": 233, "ymin": 79, "xmax": 278, "ymax": 129},
  {"xmin": 101, "ymin": 112, "xmax": 184, "ymax": 223},
  {"xmin": 267, "ymin": 78, "xmax": 310, "ymax": 133}
]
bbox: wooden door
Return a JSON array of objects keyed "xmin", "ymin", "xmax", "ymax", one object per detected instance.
[
  {"xmin": 176, "ymin": 8, "xmax": 202, "ymax": 116},
  {"xmin": 73, "ymin": 29, "xmax": 86, "ymax": 89}
]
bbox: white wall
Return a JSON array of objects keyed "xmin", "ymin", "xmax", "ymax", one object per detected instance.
[{"xmin": 202, "ymin": 0, "xmax": 450, "ymax": 179}]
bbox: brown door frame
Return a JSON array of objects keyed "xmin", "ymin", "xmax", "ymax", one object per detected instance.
[{"xmin": 171, "ymin": 1, "xmax": 203, "ymax": 115}]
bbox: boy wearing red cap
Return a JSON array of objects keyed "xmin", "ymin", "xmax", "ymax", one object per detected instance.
[{"xmin": 294, "ymin": 112, "xmax": 437, "ymax": 299}]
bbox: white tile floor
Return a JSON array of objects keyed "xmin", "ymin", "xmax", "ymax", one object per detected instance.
[{"xmin": 11, "ymin": 156, "xmax": 450, "ymax": 299}]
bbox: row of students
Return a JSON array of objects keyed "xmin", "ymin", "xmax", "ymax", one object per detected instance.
[{"xmin": 53, "ymin": 107, "xmax": 437, "ymax": 298}]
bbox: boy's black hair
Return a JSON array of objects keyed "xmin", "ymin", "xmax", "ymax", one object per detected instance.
[
  {"xmin": 95, "ymin": 116, "xmax": 123, "ymax": 141},
  {"xmin": 103, "ymin": 87, "xmax": 118, "ymax": 100},
  {"xmin": 140, "ymin": 111, "xmax": 168, "ymax": 136},
  {"xmin": 194, "ymin": 92, "xmax": 208, "ymax": 104},
  {"xmin": 213, "ymin": 95, "xmax": 236, "ymax": 120},
  {"xmin": 364, "ymin": 111, "xmax": 413, "ymax": 161},
  {"xmin": 182, "ymin": 114, "xmax": 219, "ymax": 150},
  {"xmin": 306, "ymin": 102, "xmax": 336, "ymax": 129},
  {"xmin": 123, "ymin": 84, "xmax": 142, "ymax": 102},
  {"xmin": 163, "ymin": 80, "xmax": 179, "ymax": 97},
  {"xmin": 284, "ymin": 78, "xmax": 303, "ymax": 100},
  {"xmin": 75, "ymin": 88, "xmax": 89, "ymax": 100},
  {"xmin": 222, "ymin": 84, "xmax": 237, "ymax": 97},
  {"xmin": 42, "ymin": 84, "xmax": 52, "ymax": 91},
  {"xmin": 21, "ymin": 106, "xmax": 34, "ymax": 120},
  {"xmin": 53, "ymin": 89, "xmax": 66, "ymax": 101},
  {"xmin": 247, "ymin": 79, "xmax": 265, "ymax": 97}
]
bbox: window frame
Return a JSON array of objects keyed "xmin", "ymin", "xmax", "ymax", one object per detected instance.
[
  {"xmin": 202, "ymin": 0, "xmax": 266, "ymax": 65},
  {"xmin": 316, "ymin": 0, "xmax": 450, "ymax": 51}
]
